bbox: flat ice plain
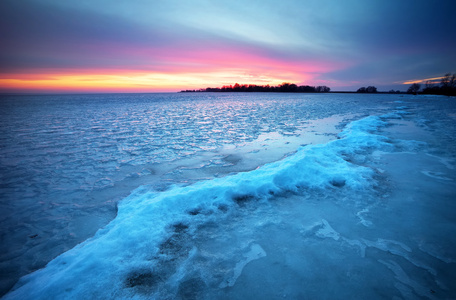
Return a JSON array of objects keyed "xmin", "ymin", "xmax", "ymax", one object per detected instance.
[{"xmin": 0, "ymin": 93, "xmax": 455, "ymax": 299}]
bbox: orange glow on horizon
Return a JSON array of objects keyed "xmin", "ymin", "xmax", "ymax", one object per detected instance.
[
  {"xmin": 0, "ymin": 44, "xmax": 348, "ymax": 93},
  {"xmin": 0, "ymin": 69, "xmax": 322, "ymax": 93}
]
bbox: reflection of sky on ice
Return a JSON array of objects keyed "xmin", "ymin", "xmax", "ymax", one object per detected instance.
[{"xmin": 1, "ymin": 93, "xmax": 456, "ymax": 299}]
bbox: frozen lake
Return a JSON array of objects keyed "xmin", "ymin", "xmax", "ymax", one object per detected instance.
[{"xmin": 1, "ymin": 93, "xmax": 455, "ymax": 299}]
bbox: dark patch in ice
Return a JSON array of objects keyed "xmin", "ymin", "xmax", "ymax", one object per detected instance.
[
  {"xmin": 151, "ymin": 183, "xmax": 173, "ymax": 192},
  {"xmin": 177, "ymin": 277, "xmax": 207, "ymax": 300},
  {"xmin": 146, "ymin": 167, "xmax": 156, "ymax": 175},
  {"xmin": 232, "ymin": 194, "xmax": 256, "ymax": 206},
  {"xmin": 330, "ymin": 179, "xmax": 346, "ymax": 188},
  {"xmin": 28, "ymin": 234, "xmax": 38, "ymax": 239},
  {"xmin": 159, "ymin": 224, "xmax": 192, "ymax": 259},
  {"xmin": 159, "ymin": 237, "xmax": 186, "ymax": 257},
  {"xmin": 217, "ymin": 204, "xmax": 229, "ymax": 212},
  {"xmin": 125, "ymin": 270, "xmax": 162, "ymax": 289},
  {"xmin": 187, "ymin": 207, "xmax": 213, "ymax": 216},
  {"xmin": 139, "ymin": 225, "xmax": 200, "ymax": 295},
  {"xmin": 342, "ymin": 155, "xmax": 352, "ymax": 163},
  {"xmin": 187, "ymin": 208, "xmax": 201, "ymax": 216},
  {"xmin": 172, "ymin": 222, "xmax": 189, "ymax": 233},
  {"xmin": 222, "ymin": 154, "xmax": 242, "ymax": 165}
]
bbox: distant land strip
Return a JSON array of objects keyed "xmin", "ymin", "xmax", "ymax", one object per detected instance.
[
  {"xmin": 180, "ymin": 83, "xmax": 396, "ymax": 94},
  {"xmin": 180, "ymin": 83, "xmax": 331, "ymax": 93},
  {"xmin": 182, "ymin": 73, "xmax": 455, "ymax": 96}
]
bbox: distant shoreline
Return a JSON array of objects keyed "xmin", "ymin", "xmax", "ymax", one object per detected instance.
[
  {"xmin": 0, "ymin": 91, "xmax": 408, "ymax": 96},
  {"xmin": 179, "ymin": 90, "xmax": 406, "ymax": 94},
  {"xmin": 179, "ymin": 82, "xmax": 404, "ymax": 94}
]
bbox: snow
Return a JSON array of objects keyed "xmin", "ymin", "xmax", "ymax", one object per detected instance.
[{"xmin": 1, "ymin": 93, "xmax": 455, "ymax": 299}]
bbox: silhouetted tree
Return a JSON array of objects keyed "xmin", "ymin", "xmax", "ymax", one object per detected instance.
[
  {"xmin": 407, "ymin": 83, "xmax": 421, "ymax": 94},
  {"xmin": 422, "ymin": 81, "xmax": 439, "ymax": 95},
  {"xmin": 357, "ymin": 86, "xmax": 377, "ymax": 93},
  {"xmin": 316, "ymin": 86, "xmax": 330, "ymax": 92},
  {"xmin": 441, "ymin": 73, "xmax": 456, "ymax": 95},
  {"xmin": 366, "ymin": 86, "xmax": 377, "ymax": 93},
  {"xmin": 441, "ymin": 73, "xmax": 455, "ymax": 88},
  {"xmin": 298, "ymin": 85, "xmax": 316, "ymax": 92},
  {"xmin": 414, "ymin": 73, "xmax": 456, "ymax": 96},
  {"xmin": 279, "ymin": 82, "xmax": 290, "ymax": 92}
]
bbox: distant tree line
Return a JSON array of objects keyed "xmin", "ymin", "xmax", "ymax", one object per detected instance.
[
  {"xmin": 181, "ymin": 82, "xmax": 331, "ymax": 93},
  {"xmin": 356, "ymin": 86, "xmax": 378, "ymax": 93},
  {"xmin": 407, "ymin": 73, "xmax": 456, "ymax": 96},
  {"xmin": 180, "ymin": 74, "xmax": 456, "ymax": 95},
  {"xmin": 388, "ymin": 89, "xmax": 402, "ymax": 94}
]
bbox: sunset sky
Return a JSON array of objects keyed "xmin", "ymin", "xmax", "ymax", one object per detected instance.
[{"xmin": 1, "ymin": 0, "xmax": 455, "ymax": 93}]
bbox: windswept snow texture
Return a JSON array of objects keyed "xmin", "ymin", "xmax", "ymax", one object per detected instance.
[{"xmin": 1, "ymin": 93, "xmax": 455, "ymax": 299}]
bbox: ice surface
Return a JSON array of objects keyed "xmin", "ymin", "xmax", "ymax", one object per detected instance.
[
  {"xmin": 0, "ymin": 93, "xmax": 367, "ymax": 295},
  {"xmin": 1, "ymin": 93, "xmax": 456, "ymax": 299}
]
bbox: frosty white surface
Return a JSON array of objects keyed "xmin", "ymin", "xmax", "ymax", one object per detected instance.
[{"xmin": 1, "ymin": 93, "xmax": 455, "ymax": 299}]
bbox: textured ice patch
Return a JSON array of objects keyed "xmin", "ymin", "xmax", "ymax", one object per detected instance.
[
  {"xmin": 421, "ymin": 170, "xmax": 453, "ymax": 181},
  {"xmin": 219, "ymin": 244, "xmax": 266, "ymax": 288},
  {"xmin": 425, "ymin": 153, "xmax": 454, "ymax": 170},
  {"xmin": 315, "ymin": 219, "xmax": 340, "ymax": 241},
  {"xmin": 313, "ymin": 221, "xmax": 413, "ymax": 260},
  {"xmin": 379, "ymin": 260, "xmax": 436, "ymax": 299},
  {"xmin": 312, "ymin": 220, "xmax": 440, "ymax": 279},
  {"xmin": 363, "ymin": 238, "xmax": 412, "ymax": 257},
  {"xmin": 418, "ymin": 243, "xmax": 456, "ymax": 264},
  {"xmin": 356, "ymin": 207, "xmax": 373, "ymax": 227}
]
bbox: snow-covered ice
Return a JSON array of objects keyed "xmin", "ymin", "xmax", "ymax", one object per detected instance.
[{"xmin": 0, "ymin": 93, "xmax": 455, "ymax": 299}]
